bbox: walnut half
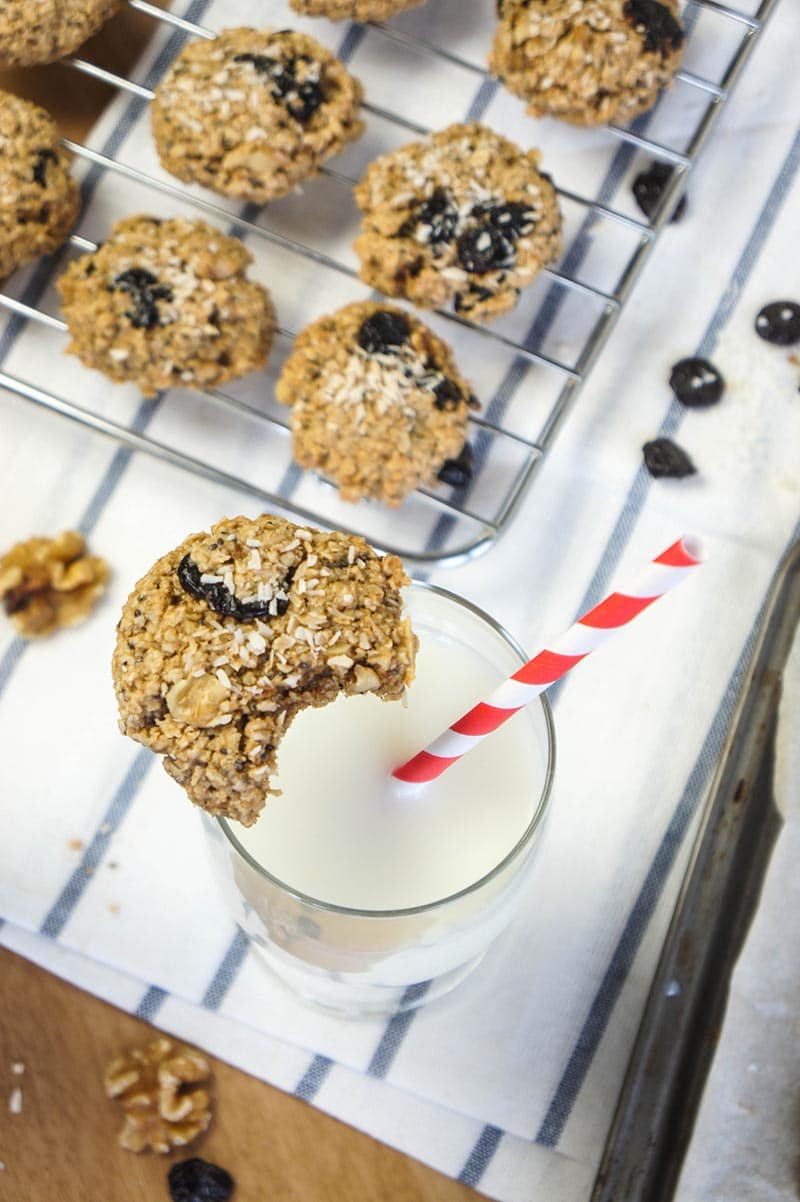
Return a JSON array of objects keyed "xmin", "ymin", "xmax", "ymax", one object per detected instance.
[
  {"xmin": 0, "ymin": 530, "xmax": 109, "ymax": 638},
  {"xmin": 104, "ymin": 1037, "xmax": 213, "ymax": 1154}
]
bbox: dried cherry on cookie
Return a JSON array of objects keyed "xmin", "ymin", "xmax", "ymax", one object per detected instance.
[
  {"xmin": 111, "ymin": 268, "xmax": 173, "ymax": 330},
  {"xmin": 233, "ymin": 51, "xmax": 324, "ymax": 124},
  {"xmin": 357, "ymin": 310, "xmax": 411, "ymax": 354},
  {"xmin": 623, "ymin": 0, "xmax": 684, "ymax": 55},
  {"xmin": 437, "ymin": 442, "xmax": 474, "ymax": 487}
]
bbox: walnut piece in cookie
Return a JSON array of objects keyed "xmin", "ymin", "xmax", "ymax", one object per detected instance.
[
  {"xmin": 0, "ymin": 91, "xmax": 81, "ymax": 280},
  {"xmin": 151, "ymin": 27, "xmax": 364, "ymax": 204},
  {"xmin": 112, "ymin": 514, "xmax": 417, "ymax": 826},
  {"xmin": 353, "ymin": 122, "xmax": 562, "ymax": 323},
  {"xmin": 0, "ymin": 0, "xmax": 121, "ymax": 68},
  {"xmin": 290, "ymin": 0, "xmax": 425, "ymax": 18},
  {"xmin": 276, "ymin": 301, "xmax": 478, "ymax": 506},
  {"xmin": 104, "ymin": 1038, "xmax": 212, "ymax": 1154},
  {"xmin": 489, "ymin": 0, "xmax": 685, "ymax": 128},
  {"xmin": 0, "ymin": 530, "xmax": 109, "ymax": 638},
  {"xmin": 57, "ymin": 215, "xmax": 275, "ymax": 396}
]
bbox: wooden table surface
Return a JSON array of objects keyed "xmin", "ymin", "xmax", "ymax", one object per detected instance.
[{"xmin": 0, "ymin": 8, "xmax": 478, "ymax": 1201}]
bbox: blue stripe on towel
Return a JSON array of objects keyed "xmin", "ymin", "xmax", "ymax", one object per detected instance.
[
  {"xmin": 135, "ymin": 985, "xmax": 170, "ymax": 1021},
  {"xmin": 366, "ymin": 982, "xmax": 431, "ymax": 1078},
  {"xmin": 200, "ymin": 928, "xmax": 251, "ymax": 1010},
  {"xmin": 295, "ymin": 1054, "xmax": 335, "ymax": 1101},
  {"xmin": 459, "ymin": 1125, "xmax": 504, "ymax": 1187}
]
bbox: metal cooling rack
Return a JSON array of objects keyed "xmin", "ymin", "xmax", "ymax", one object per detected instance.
[{"xmin": 0, "ymin": 0, "xmax": 779, "ymax": 564}]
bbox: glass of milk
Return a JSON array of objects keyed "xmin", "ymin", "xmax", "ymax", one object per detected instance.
[{"xmin": 201, "ymin": 581, "xmax": 555, "ymax": 1018}]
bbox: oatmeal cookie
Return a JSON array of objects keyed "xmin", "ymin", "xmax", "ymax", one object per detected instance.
[
  {"xmin": 276, "ymin": 302, "xmax": 478, "ymax": 505},
  {"xmin": 290, "ymin": 0, "xmax": 425, "ymax": 19},
  {"xmin": 112, "ymin": 514, "xmax": 417, "ymax": 825},
  {"xmin": 489, "ymin": 0, "xmax": 685, "ymax": 127},
  {"xmin": 0, "ymin": 91, "xmax": 80, "ymax": 280},
  {"xmin": 0, "ymin": 0, "xmax": 121, "ymax": 68},
  {"xmin": 353, "ymin": 122, "xmax": 562, "ymax": 322},
  {"xmin": 151, "ymin": 27, "xmax": 364, "ymax": 204},
  {"xmin": 57, "ymin": 215, "xmax": 275, "ymax": 396}
]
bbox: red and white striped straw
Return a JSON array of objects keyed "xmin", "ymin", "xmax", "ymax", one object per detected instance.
[{"xmin": 393, "ymin": 535, "xmax": 705, "ymax": 785}]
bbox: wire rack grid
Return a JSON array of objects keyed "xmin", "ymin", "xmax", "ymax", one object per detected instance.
[{"xmin": 0, "ymin": 0, "xmax": 780, "ymax": 565}]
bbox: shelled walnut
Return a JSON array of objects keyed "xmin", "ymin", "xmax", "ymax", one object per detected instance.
[
  {"xmin": 104, "ymin": 1037, "xmax": 213, "ymax": 1154},
  {"xmin": 0, "ymin": 530, "xmax": 109, "ymax": 637}
]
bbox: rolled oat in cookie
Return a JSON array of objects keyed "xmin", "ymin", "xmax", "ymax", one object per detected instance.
[
  {"xmin": 0, "ymin": 91, "xmax": 80, "ymax": 280},
  {"xmin": 112, "ymin": 515, "xmax": 417, "ymax": 826},
  {"xmin": 151, "ymin": 27, "xmax": 364, "ymax": 204},
  {"xmin": 290, "ymin": 0, "xmax": 425, "ymax": 18},
  {"xmin": 490, "ymin": 0, "xmax": 685, "ymax": 128},
  {"xmin": 0, "ymin": 0, "xmax": 121, "ymax": 68},
  {"xmin": 353, "ymin": 122, "xmax": 562, "ymax": 323},
  {"xmin": 57, "ymin": 215, "xmax": 275, "ymax": 396},
  {"xmin": 276, "ymin": 301, "xmax": 478, "ymax": 506}
]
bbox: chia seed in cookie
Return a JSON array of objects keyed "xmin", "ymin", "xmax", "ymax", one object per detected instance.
[
  {"xmin": 57, "ymin": 215, "xmax": 275, "ymax": 396},
  {"xmin": 0, "ymin": 91, "xmax": 80, "ymax": 280},
  {"xmin": 490, "ymin": 0, "xmax": 685, "ymax": 127},
  {"xmin": 353, "ymin": 122, "xmax": 562, "ymax": 323},
  {"xmin": 112, "ymin": 514, "xmax": 417, "ymax": 826},
  {"xmin": 276, "ymin": 301, "xmax": 478, "ymax": 506},
  {"xmin": 151, "ymin": 27, "xmax": 364, "ymax": 204}
]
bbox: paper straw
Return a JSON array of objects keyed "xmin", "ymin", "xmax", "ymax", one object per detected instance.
[{"xmin": 392, "ymin": 535, "xmax": 705, "ymax": 785}]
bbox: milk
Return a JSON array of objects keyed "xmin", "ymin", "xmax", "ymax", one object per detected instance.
[
  {"xmin": 236, "ymin": 587, "xmax": 543, "ymax": 910},
  {"xmin": 205, "ymin": 584, "xmax": 554, "ymax": 1015}
]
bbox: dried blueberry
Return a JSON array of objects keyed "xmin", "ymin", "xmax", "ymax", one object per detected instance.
[
  {"xmin": 471, "ymin": 201, "xmax": 536, "ymax": 238},
  {"xmin": 357, "ymin": 310, "xmax": 411, "ymax": 354},
  {"xmin": 168, "ymin": 1157, "xmax": 234, "ymax": 1202},
  {"xmin": 669, "ymin": 357, "xmax": 724, "ymax": 407},
  {"xmin": 642, "ymin": 438, "xmax": 696, "ymax": 478},
  {"xmin": 632, "ymin": 161, "xmax": 687, "ymax": 223},
  {"xmin": 623, "ymin": 0, "xmax": 684, "ymax": 55},
  {"xmin": 31, "ymin": 148, "xmax": 57, "ymax": 187},
  {"xmin": 754, "ymin": 300, "xmax": 800, "ymax": 346},
  {"xmin": 177, "ymin": 554, "xmax": 290, "ymax": 622},
  {"xmin": 111, "ymin": 268, "xmax": 173, "ymax": 330},
  {"xmin": 399, "ymin": 188, "xmax": 459, "ymax": 248},
  {"xmin": 437, "ymin": 442, "xmax": 474, "ymax": 488},
  {"xmin": 233, "ymin": 52, "xmax": 323, "ymax": 123},
  {"xmin": 454, "ymin": 285, "xmax": 495, "ymax": 316},
  {"xmin": 457, "ymin": 226, "xmax": 515, "ymax": 274},
  {"xmin": 432, "ymin": 377, "xmax": 463, "ymax": 411}
]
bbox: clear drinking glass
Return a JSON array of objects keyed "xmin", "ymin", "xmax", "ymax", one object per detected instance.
[{"xmin": 201, "ymin": 582, "xmax": 555, "ymax": 1018}]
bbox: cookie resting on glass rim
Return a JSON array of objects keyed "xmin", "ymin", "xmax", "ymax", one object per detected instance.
[
  {"xmin": 0, "ymin": 0, "xmax": 121, "ymax": 67},
  {"xmin": 0, "ymin": 91, "xmax": 80, "ymax": 280},
  {"xmin": 490, "ymin": 0, "xmax": 685, "ymax": 127},
  {"xmin": 151, "ymin": 27, "xmax": 364, "ymax": 204},
  {"xmin": 276, "ymin": 301, "xmax": 478, "ymax": 506},
  {"xmin": 57, "ymin": 215, "xmax": 275, "ymax": 396},
  {"xmin": 353, "ymin": 122, "xmax": 563, "ymax": 323},
  {"xmin": 111, "ymin": 514, "xmax": 418, "ymax": 826}
]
